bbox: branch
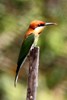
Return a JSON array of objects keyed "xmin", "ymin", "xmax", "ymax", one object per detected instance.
[{"xmin": 26, "ymin": 47, "xmax": 40, "ymax": 100}]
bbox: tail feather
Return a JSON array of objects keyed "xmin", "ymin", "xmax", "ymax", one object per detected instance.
[
  {"xmin": 14, "ymin": 57, "xmax": 27, "ymax": 87},
  {"xmin": 14, "ymin": 74, "xmax": 18, "ymax": 87},
  {"xmin": 14, "ymin": 65, "xmax": 20, "ymax": 87}
]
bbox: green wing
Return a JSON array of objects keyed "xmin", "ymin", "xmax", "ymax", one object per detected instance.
[
  {"xmin": 17, "ymin": 33, "xmax": 34, "ymax": 66},
  {"xmin": 14, "ymin": 33, "xmax": 35, "ymax": 86}
]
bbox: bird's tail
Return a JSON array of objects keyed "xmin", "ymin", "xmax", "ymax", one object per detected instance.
[
  {"xmin": 14, "ymin": 66, "xmax": 20, "ymax": 87},
  {"xmin": 14, "ymin": 57, "xmax": 27, "ymax": 87}
]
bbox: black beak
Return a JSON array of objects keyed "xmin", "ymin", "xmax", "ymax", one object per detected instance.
[{"xmin": 45, "ymin": 22, "xmax": 57, "ymax": 26}]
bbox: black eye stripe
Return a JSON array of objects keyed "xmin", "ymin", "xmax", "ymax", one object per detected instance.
[{"xmin": 38, "ymin": 24, "xmax": 44, "ymax": 27}]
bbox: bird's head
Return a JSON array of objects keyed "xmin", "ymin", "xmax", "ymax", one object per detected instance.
[
  {"xmin": 29, "ymin": 20, "xmax": 56, "ymax": 36},
  {"xmin": 25, "ymin": 20, "xmax": 57, "ymax": 38}
]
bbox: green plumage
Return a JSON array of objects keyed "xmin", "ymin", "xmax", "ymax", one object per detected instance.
[
  {"xmin": 14, "ymin": 33, "xmax": 35, "ymax": 86},
  {"xmin": 17, "ymin": 33, "xmax": 34, "ymax": 66}
]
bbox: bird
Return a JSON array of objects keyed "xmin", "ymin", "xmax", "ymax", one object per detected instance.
[{"xmin": 14, "ymin": 20, "xmax": 56, "ymax": 86}]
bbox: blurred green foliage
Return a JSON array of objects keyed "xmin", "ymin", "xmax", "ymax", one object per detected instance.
[{"xmin": 0, "ymin": 0, "xmax": 67, "ymax": 100}]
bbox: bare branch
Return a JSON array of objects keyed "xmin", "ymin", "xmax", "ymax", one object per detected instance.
[{"xmin": 26, "ymin": 47, "xmax": 40, "ymax": 100}]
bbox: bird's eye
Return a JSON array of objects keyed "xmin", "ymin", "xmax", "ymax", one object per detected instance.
[
  {"xmin": 38, "ymin": 24, "xmax": 41, "ymax": 27},
  {"xmin": 38, "ymin": 23, "xmax": 44, "ymax": 27}
]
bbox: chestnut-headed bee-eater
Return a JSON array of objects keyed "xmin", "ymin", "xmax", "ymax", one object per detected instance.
[{"xmin": 14, "ymin": 20, "xmax": 56, "ymax": 86}]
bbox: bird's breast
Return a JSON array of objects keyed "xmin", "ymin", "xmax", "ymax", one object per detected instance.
[{"xmin": 34, "ymin": 35, "xmax": 39, "ymax": 46}]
